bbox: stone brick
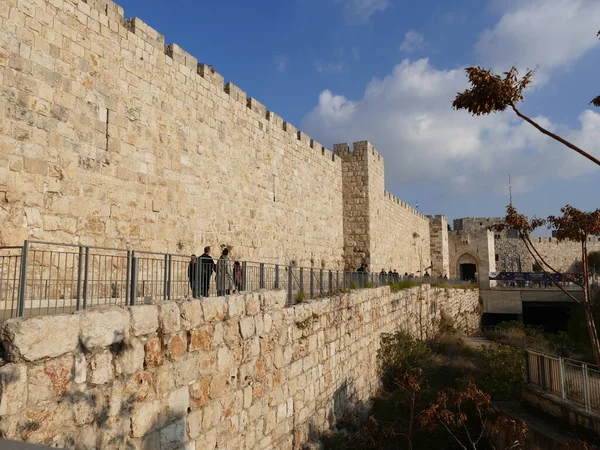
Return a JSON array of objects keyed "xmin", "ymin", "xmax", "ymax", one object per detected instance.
[
  {"xmin": 19, "ymin": 401, "xmax": 76, "ymax": 446},
  {"xmin": 166, "ymin": 386, "xmax": 189, "ymax": 418},
  {"xmin": 154, "ymin": 364, "xmax": 175, "ymax": 397},
  {"xmin": 245, "ymin": 294, "xmax": 260, "ymax": 316},
  {"xmin": 209, "ymin": 373, "xmax": 227, "ymax": 400},
  {"xmin": 74, "ymin": 354, "xmax": 87, "ymax": 384},
  {"xmin": 227, "ymin": 295, "xmax": 245, "ymax": 318},
  {"xmin": 79, "ymin": 307, "xmax": 129, "ymax": 350},
  {"xmin": 129, "ymin": 304, "xmax": 159, "ymax": 336},
  {"xmin": 145, "ymin": 336, "xmax": 164, "ymax": 368},
  {"xmin": 239, "ymin": 317, "xmax": 255, "ymax": 339},
  {"xmin": 189, "ymin": 326, "xmax": 212, "ymax": 352},
  {"xmin": 216, "ymin": 346, "xmax": 233, "ymax": 372},
  {"xmin": 131, "ymin": 400, "xmax": 160, "ymax": 438},
  {"xmin": 196, "ymin": 429, "xmax": 217, "ymax": 450},
  {"xmin": 202, "ymin": 297, "xmax": 226, "ymax": 322},
  {"xmin": 0, "ymin": 364, "xmax": 27, "ymax": 415},
  {"xmin": 27, "ymin": 354, "xmax": 73, "ymax": 405},
  {"xmin": 189, "ymin": 378, "xmax": 210, "ymax": 409},
  {"xmin": 124, "ymin": 371, "xmax": 154, "ymax": 403},
  {"xmin": 1, "ymin": 314, "xmax": 80, "ymax": 362},
  {"xmin": 179, "ymin": 299, "xmax": 203, "ymax": 330},
  {"xmin": 187, "ymin": 409, "xmax": 203, "ymax": 440},
  {"xmin": 89, "ymin": 349, "xmax": 114, "ymax": 385},
  {"xmin": 165, "ymin": 331, "xmax": 187, "ymax": 361},
  {"xmin": 160, "ymin": 418, "xmax": 186, "ymax": 450},
  {"xmin": 158, "ymin": 302, "xmax": 181, "ymax": 334},
  {"xmin": 116, "ymin": 337, "xmax": 145, "ymax": 375}
]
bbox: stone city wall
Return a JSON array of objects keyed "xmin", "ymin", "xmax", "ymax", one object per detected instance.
[
  {"xmin": 495, "ymin": 236, "xmax": 600, "ymax": 273},
  {"xmin": 0, "ymin": 286, "xmax": 480, "ymax": 449},
  {"xmin": 334, "ymin": 142, "xmax": 431, "ymax": 273},
  {"xmin": 0, "ymin": 0, "xmax": 439, "ymax": 273},
  {"xmin": 1, "ymin": 0, "xmax": 347, "ymax": 267}
]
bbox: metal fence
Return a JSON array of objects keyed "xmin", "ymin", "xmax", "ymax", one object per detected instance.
[
  {"xmin": 527, "ymin": 350, "xmax": 600, "ymax": 414},
  {"xmin": 0, "ymin": 240, "xmax": 469, "ymax": 321}
]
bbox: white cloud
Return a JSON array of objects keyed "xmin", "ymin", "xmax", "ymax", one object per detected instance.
[
  {"xmin": 336, "ymin": 0, "xmax": 389, "ymax": 22},
  {"xmin": 302, "ymin": 58, "xmax": 600, "ymax": 196},
  {"xmin": 274, "ymin": 54, "xmax": 288, "ymax": 72},
  {"xmin": 399, "ymin": 31, "xmax": 428, "ymax": 53},
  {"xmin": 476, "ymin": 0, "xmax": 600, "ymax": 72},
  {"xmin": 315, "ymin": 60, "xmax": 345, "ymax": 74}
]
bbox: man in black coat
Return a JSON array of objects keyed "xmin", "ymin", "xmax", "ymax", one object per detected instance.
[
  {"xmin": 199, "ymin": 246, "xmax": 216, "ymax": 297},
  {"xmin": 188, "ymin": 254, "xmax": 199, "ymax": 298}
]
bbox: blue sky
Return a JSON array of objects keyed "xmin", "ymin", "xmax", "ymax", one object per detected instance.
[{"xmin": 117, "ymin": 0, "xmax": 600, "ymax": 227}]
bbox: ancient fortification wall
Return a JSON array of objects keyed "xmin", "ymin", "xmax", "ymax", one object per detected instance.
[
  {"xmin": 0, "ymin": 286, "xmax": 480, "ymax": 449},
  {"xmin": 495, "ymin": 236, "xmax": 600, "ymax": 273},
  {"xmin": 334, "ymin": 142, "xmax": 431, "ymax": 273},
  {"xmin": 0, "ymin": 0, "xmax": 439, "ymax": 273}
]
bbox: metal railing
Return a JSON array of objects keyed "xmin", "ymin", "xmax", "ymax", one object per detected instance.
[
  {"xmin": 0, "ymin": 240, "xmax": 470, "ymax": 321},
  {"xmin": 527, "ymin": 350, "xmax": 600, "ymax": 414}
]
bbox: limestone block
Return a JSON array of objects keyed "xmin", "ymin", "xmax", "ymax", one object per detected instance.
[
  {"xmin": 209, "ymin": 373, "xmax": 227, "ymax": 400},
  {"xmin": 129, "ymin": 304, "xmax": 159, "ymax": 336},
  {"xmin": 89, "ymin": 349, "xmax": 114, "ymax": 385},
  {"xmin": 187, "ymin": 409, "xmax": 203, "ymax": 440},
  {"xmin": 227, "ymin": 295, "xmax": 244, "ymax": 318},
  {"xmin": 189, "ymin": 378, "xmax": 210, "ymax": 409},
  {"xmin": 1, "ymin": 314, "xmax": 80, "ymax": 362},
  {"xmin": 74, "ymin": 354, "xmax": 87, "ymax": 384},
  {"xmin": 195, "ymin": 429, "xmax": 217, "ymax": 450},
  {"xmin": 179, "ymin": 299, "xmax": 203, "ymax": 330},
  {"xmin": 166, "ymin": 386, "xmax": 189, "ymax": 418},
  {"xmin": 158, "ymin": 302, "xmax": 181, "ymax": 334},
  {"xmin": 165, "ymin": 331, "xmax": 187, "ymax": 361},
  {"xmin": 245, "ymin": 294, "xmax": 260, "ymax": 316},
  {"xmin": 116, "ymin": 337, "xmax": 145, "ymax": 375},
  {"xmin": 72, "ymin": 393, "xmax": 95, "ymax": 426},
  {"xmin": 0, "ymin": 364, "xmax": 27, "ymax": 415},
  {"xmin": 189, "ymin": 326, "xmax": 213, "ymax": 352},
  {"xmin": 18, "ymin": 401, "xmax": 76, "ymax": 446},
  {"xmin": 79, "ymin": 306, "xmax": 129, "ymax": 350},
  {"xmin": 216, "ymin": 346, "xmax": 233, "ymax": 372},
  {"xmin": 239, "ymin": 317, "xmax": 255, "ymax": 339},
  {"xmin": 27, "ymin": 355, "xmax": 73, "ymax": 405},
  {"xmin": 131, "ymin": 400, "xmax": 160, "ymax": 438},
  {"xmin": 154, "ymin": 364, "xmax": 175, "ymax": 397},
  {"xmin": 202, "ymin": 297, "xmax": 226, "ymax": 322},
  {"xmin": 145, "ymin": 336, "xmax": 164, "ymax": 368}
]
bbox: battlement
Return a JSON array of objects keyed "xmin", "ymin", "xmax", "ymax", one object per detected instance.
[
  {"xmin": 333, "ymin": 141, "xmax": 383, "ymax": 163},
  {"xmin": 384, "ymin": 190, "xmax": 426, "ymax": 220}
]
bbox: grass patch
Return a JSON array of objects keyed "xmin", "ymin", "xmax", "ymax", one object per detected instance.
[{"xmin": 388, "ymin": 280, "xmax": 423, "ymax": 292}]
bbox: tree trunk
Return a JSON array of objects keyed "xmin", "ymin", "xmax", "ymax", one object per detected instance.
[{"xmin": 582, "ymin": 239, "xmax": 600, "ymax": 367}]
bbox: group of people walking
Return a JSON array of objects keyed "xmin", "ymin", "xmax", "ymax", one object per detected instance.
[{"xmin": 187, "ymin": 246, "xmax": 243, "ymax": 298}]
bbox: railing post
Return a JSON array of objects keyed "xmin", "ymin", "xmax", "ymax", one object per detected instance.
[
  {"xmin": 287, "ymin": 265, "xmax": 293, "ymax": 306},
  {"xmin": 260, "ymin": 263, "xmax": 265, "ymax": 290},
  {"xmin": 167, "ymin": 254, "xmax": 172, "ymax": 300},
  {"xmin": 329, "ymin": 270, "xmax": 333, "ymax": 294},
  {"xmin": 274, "ymin": 265, "xmax": 279, "ymax": 289},
  {"xmin": 583, "ymin": 363, "xmax": 591, "ymax": 413},
  {"xmin": 336, "ymin": 271, "xmax": 340, "ymax": 291},
  {"xmin": 163, "ymin": 254, "xmax": 169, "ymax": 300},
  {"xmin": 17, "ymin": 240, "xmax": 29, "ymax": 317},
  {"xmin": 559, "ymin": 357, "xmax": 567, "ymax": 402},
  {"xmin": 242, "ymin": 261, "xmax": 247, "ymax": 291},
  {"xmin": 125, "ymin": 250, "xmax": 131, "ymax": 305},
  {"xmin": 82, "ymin": 247, "xmax": 90, "ymax": 310},
  {"xmin": 300, "ymin": 268, "xmax": 304, "ymax": 297},
  {"xmin": 320, "ymin": 268, "xmax": 324, "ymax": 296},
  {"xmin": 310, "ymin": 268, "xmax": 314, "ymax": 299},
  {"xmin": 130, "ymin": 256, "xmax": 138, "ymax": 306},
  {"xmin": 75, "ymin": 245, "xmax": 84, "ymax": 311}
]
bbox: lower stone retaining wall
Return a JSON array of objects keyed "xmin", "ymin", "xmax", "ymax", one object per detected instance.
[{"xmin": 0, "ymin": 285, "xmax": 480, "ymax": 449}]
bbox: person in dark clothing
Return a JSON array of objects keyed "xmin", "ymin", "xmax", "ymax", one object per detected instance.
[
  {"xmin": 233, "ymin": 261, "xmax": 243, "ymax": 292},
  {"xmin": 188, "ymin": 254, "xmax": 199, "ymax": 298},
  {"xmin": 199, "ymin": 246, "xmax": 216, "ymax": 297}
]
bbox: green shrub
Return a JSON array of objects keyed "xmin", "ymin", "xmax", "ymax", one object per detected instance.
[
  {"xmin": 388, "ymin": 281, "xmax": 422, "ymax": 292},
  {"xmin": 378, "ymin": 331, "xmax": 432, "ymax": 391},
  {"xmin": 295, "ymin": 290, "xmax": 305, "ymax": 303},
  {"xmin": 478, "ymin": 344, "xmax": 525, "ymax": 400}
]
